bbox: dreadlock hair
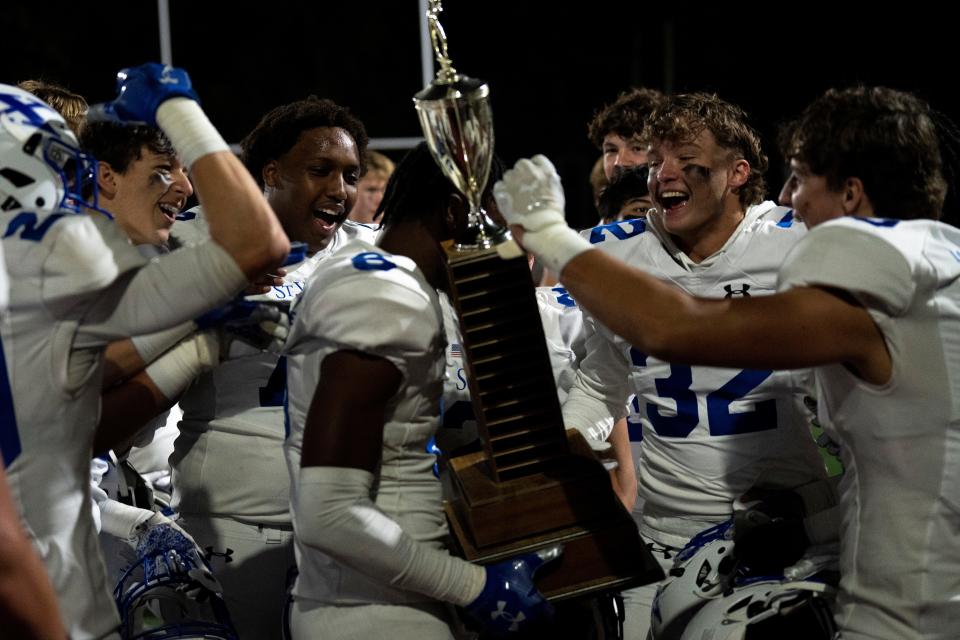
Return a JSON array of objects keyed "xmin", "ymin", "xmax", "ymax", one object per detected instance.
[
  {"xmin": 779, "ymin": 86, "xmax": 949, "ymax": 221},
  {"xmin": 80, "ymin": 121, "xmax": 175, "ymax": 172},
  {"xmin": 241, "ymin": 96, "xmax": 368, "ymax": 189},
  {"xmin": 376, "ymin": 142, "xmax": 505, "ymax": 228}
]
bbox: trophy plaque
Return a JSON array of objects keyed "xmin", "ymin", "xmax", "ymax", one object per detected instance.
[{"xmin": 414, "ymin": 0, "xmax": 662, "ymax": 601}]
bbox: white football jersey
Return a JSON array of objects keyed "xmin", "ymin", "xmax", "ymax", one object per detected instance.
[
  {"xmin": 0, "ymin": 207, "xmax": 246, "ymax": 639},
  {"xmin": 436, "ymin": 284, "xmax": 585, "ymax": 455},
  {"xmin": 170, "ymin": 208, "xmax": 349, "ymax": 525},
  {"xmin": 437, "ymin": 291, "xmax": 478, "ymax": 454},
  {"xmin": 779, "ymin": 217, "xmax": 960, "ymax": 640},
  {"xmin": 564, "ymin": 202, "xmax": 826, "ymax": 547},
  {"xmin": 284, "ymin": 240, "xmax": 448, "ymax": 604},
  {"xmin": 535, "ymin": 285, "xmax": 585, "ymax": 402},
  {"xmin": 0, "ymin": 242, "xmax": 7, "ymax": 312},
  {"xmin": 341, "ymin": 219, "xmax": 380, "ymax": 244}
]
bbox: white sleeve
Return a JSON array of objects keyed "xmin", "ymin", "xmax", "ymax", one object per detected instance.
[
  {"xmin": 75, "ymin": 240, "xmax": 247, "ymax": 348},
  {"xmin": 778, "ymin": 221, "xmax": 915, "ymax": 316},
  {"xmin": 89, "ymin": 458, "xmax": 154, "ymax": 538},
  {"xmin": 561, "ymin": 309, "xmax": 631, "ymax": 441},
  {"xmin": 0, "ymin": 243, "xmax": 8, "ymax": 312},
  {"xmin": 293, "ymin": 466, "xmax": 485, "ymax": 606},
  {"xmin": 42, "ymin": 214, "xmax": 144, "ymax": 304},
  {"xmin": 289, "ymin": 274, "xmax": 438, "ymax": 375},
  {"xmin": 131, "ymin": 321, "xmax": 197, "ymax": 365},
  {"xmin": 98, "ymin": 499, "xmax": 154, "ymax": 540},
  {"xmin": 90, "ymin": 458, "xmax": 110, "ymax": 533}
]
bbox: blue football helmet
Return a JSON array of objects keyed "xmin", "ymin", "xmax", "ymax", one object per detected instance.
[
  {"xmin": 115, "ymin": 526, "xmax": 238, "ymax": 639},
  {"xmin": 0, "ymin": 84, "xmax": 100, "ymax": 214}
]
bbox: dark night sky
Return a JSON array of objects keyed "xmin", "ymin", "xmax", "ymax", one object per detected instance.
[{"xmin": 2, "ymin": 2, "xmax": 955, "ymax": 227}]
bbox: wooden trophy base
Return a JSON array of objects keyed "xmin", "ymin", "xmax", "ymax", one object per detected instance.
[{"xmin": 444, "ymin": 431, "xmax": 664, "ymax": 601}]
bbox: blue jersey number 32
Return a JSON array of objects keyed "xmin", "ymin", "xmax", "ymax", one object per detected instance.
[{"xmin": 631, "ymin": 348, "xmax": 777, "ymax": 438}]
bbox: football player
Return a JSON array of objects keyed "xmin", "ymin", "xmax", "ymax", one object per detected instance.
[
  {"xmin": 106, "ymin": 96, "xmax": 369, "ymax": 638},
  {"xmin": 0, "ymin": 64, "xmax": 288, "ymax": 639},
  {"xmin": 284, "ymin": 143, "xmax": 556, "ymax": 639},
  {"xmin": 496, "ymin": 86, "xmax": 960, "ymax": 640},
  {"xmin": 511, "ymin": 94, "xmax": 833, "ymax": 638}
]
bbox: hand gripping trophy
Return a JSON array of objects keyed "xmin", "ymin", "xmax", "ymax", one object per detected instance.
[{"xmin": 413, "ymin": 0, "xmax": 662, "ymax": 602}]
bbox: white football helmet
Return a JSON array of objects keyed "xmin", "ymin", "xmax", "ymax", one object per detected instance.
[
  {"xmin": 115, "ymin": 525, "xmax": 238, "ymax": 639},
  {"xmin": 0, "ymin": 84, "xmax": 98, "ymax": 213},
  {"xmin": 650, "ymin": 520, "xmax": 739, "ymax": 639},
  {"xmin": 679, "ymin": 579, "xmax": 837, "ymax": 640}
]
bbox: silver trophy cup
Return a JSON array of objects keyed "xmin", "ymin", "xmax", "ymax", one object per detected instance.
[{"xmin": 413, "ymin": 0, "xmax": 506, "ymax": 249}]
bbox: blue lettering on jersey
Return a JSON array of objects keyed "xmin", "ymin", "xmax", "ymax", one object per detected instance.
[
  {"xmin": 4, "ymin": 212, "xmax": 64, "ymax": 241},
  {"xmin": 175, "ymin": 211, "xmax": 197, "ymax": 221},
  {"xmin": 631, "ymin": 348, "xmax": 778, "ymax": 438},
  {"xmin": 706, "ymin": 369, "xmax": 777, "ymax": 435},
  {"xmin": 589, "ymin": 219, "xmax": 646, "ymax": 244},
  {"xmin": 352, "ymin": 252, "xmax": 397, "ymax": 271},
  {"xmin": 552, "ymin": 286, "xmax": 576, "ymax": 308},
  {"xmin": 456, "ymin": 368, "xmax": 468, "ymax": 391},
  {"xmin": 270, "ymin": 281, "xmax": 305, "ymax": 300},
  {"xmin": 777, "ymin": 210, "xmax": 795, "ymax": 228},
  {"xmin": 0, "ymin": 338, "xmax": 21, "ymax": 466},
  {"xmin": 852, "ymin": 217, "xmax": 899, "ymax": 228}
]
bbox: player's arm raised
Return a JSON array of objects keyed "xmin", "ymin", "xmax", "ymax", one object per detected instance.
[{"xmin": 105, "ymin": 63, "xmax": 289, "ymax": 279}]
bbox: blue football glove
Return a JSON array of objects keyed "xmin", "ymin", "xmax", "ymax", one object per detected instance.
[
  {"xmin": 92, "ymin": 63, "xmax": 199, "ymax": 127},
  {"xmin": 426, "ymin": 435, "xmax": 442, "ymax": 478},
  {"xmin": 136, "ymin": 516, "xmax": 221, "ymax": 593},
  {"xmin": 194, "ymin": 299, "xmax": 290, "ymax": 357},
  {"xmin": 466, "ymin": 545, "xmax": 561, "ymax": 637},
  {"xmin": 283, "ymin": 241, "xmax": 308, "ymax": 267},
  {"xmin": 194, "ymin": 298, "xmax": 261, "ymax": 331}
]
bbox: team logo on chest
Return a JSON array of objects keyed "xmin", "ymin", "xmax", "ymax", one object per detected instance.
[{"xmin": 723, "ymin": 283, "xmax": 751, "ymax": 298}]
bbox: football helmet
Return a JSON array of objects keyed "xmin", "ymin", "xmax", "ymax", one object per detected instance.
[
  {"xmin": 0, "ymin": 84, "xmax": 99, "ymax": 214},
  {"xmin": 650, "ymin": 520, "xmax": 739, "ymax": 639},
  {"xmin": 115, "ymin": 525, "xmax": 238, "ymax": 639},
  {"xmin": 679, "ymin": 578, "xmax": 837, "ymax": 640}
]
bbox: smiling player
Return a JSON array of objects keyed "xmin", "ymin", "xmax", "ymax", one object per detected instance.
[{"xmin": 557, "ymin": 93, "xmax": 829, "ymax": 637}]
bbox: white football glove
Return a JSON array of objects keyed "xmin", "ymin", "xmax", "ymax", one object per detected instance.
[{"xmin": 493, "ymin": 154, "xmax": 592, "ymax": 274}]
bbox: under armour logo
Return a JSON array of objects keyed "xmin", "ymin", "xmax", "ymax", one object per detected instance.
[
  {"xmin": 159, "ymin": 65, "xmax": 180, "ymax": 85},
  {"xmin": 723, "ymin": 283, "xmax": 751, "ymax": 298},
  {"xmin": 204, "ymin": 547, "xmax": 235, "ymax": 564},
  {"xmin": 491, "ymin": 601, "xmax": 526, "ymax": 631}
]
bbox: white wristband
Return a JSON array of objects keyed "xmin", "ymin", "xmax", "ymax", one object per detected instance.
[
  {"xmin": 523, "ymin": 223, "xmax": 593, "ymax": 275},
  {"xmin": 156, "ymin": 98, "xmax": 230, "ymax": 168},
  {"xmin": 99, "ymin": 499, "xmax": 154, "ymax": 539},
  {"xmin": 145, "ymin": 330, "xmax": 219, "ymax": 400},
  {"xmin": 132, "ymin": 320, "xmax": 197, "ymax": 365}
]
